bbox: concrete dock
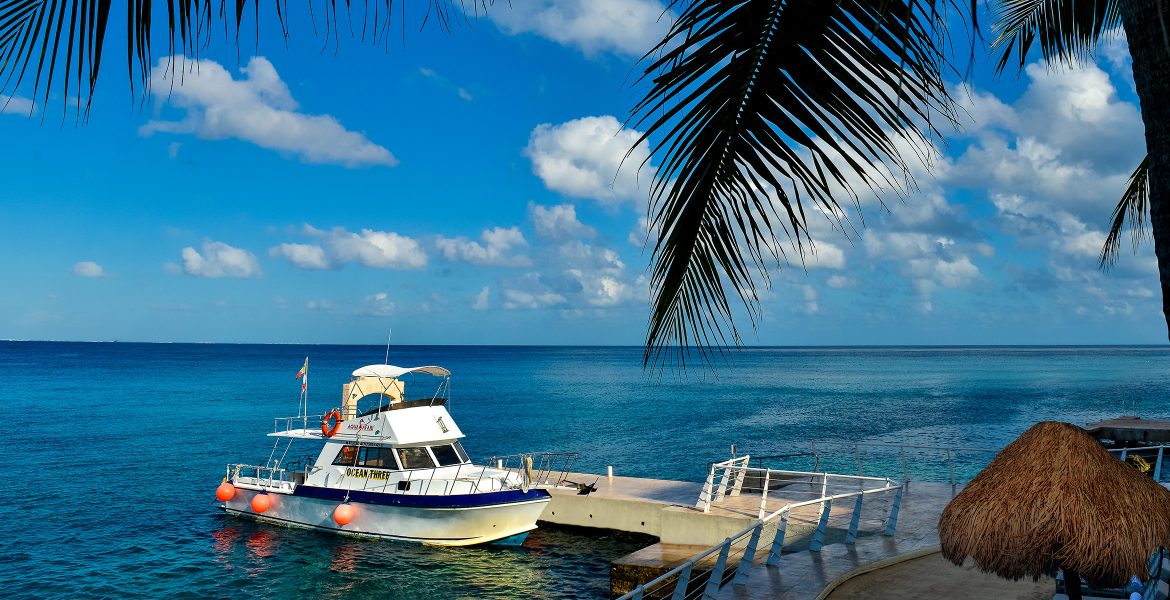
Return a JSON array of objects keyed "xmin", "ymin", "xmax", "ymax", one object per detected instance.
[{"xmin": 535, "ymin": 469, "xmax": 911, "ymax": 597}]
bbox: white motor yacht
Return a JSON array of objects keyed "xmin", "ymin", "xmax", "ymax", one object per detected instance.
[{"xmin": 214, "ymin": 362, "xmax": 576, "ymax": 546}]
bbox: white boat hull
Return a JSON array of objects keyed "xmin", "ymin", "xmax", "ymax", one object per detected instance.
[{"xmin": 220, "ymin": 486, "xmax": 551, "ymax": 546}]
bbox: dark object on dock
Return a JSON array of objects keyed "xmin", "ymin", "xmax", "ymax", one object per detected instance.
[
  {"xmin": 565, "ymin": 479, "xmax": 598, "ymax": 495},
  {"xmin": 938, "ymin": 421, "xmax": 1170, "ymax": 600},
  {"xmin": 1087, "ymin": 416, "xmax": 1170, "ymax": 444}
]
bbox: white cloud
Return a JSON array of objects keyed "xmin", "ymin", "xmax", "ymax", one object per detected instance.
[
  {"xmin": 530, "ymin": 202, "xmax": 596, "ymax": 239},
  {"xmin": 807, "ymin": 242, "xmax": 846, "ymax": 270},
  {"xmin": 503, "ymin": 287, "xmax": 567, "ymax": 310},
  {"xmin": 826, "ymin": 275, "xmax": 853, "ymax": 289},
  {"xmin": 269, "ymin": 243, "xmax": 330, "ymax": 269},
  {"xmin": 472, "ymin": 287, "xmax": 491, "ymax": 311},
  {"xmin": 436, "ymin": 227, "xmax": 531, "ymax": 267},
  {"xmin": 484, "ymin": 0, "xmax": 671, "ymax": 56},
  {"xmin": 180, "ymin": 241, "xmax": 261, "ymax": 279},
  {"xmin": 72, "ymin": 261, "xmax": 105, "ymax": 278},
  {"xmin": 360, "ymin": 292, "xmax": 395, "ymax": 316},
  {"xmin": 142, "ymin": 56, "xmax": 396, "ymax": 167},
  {"xmin": 527, "ymin": 115, "xmax": 654, "ymax": 206},
  {"xmin": 292, "ymin": 225, "xmax": 427, "ymax": 270},
  {"xmin": 0, "ymin": 94, "xmax": 34, "ymax": 115}
]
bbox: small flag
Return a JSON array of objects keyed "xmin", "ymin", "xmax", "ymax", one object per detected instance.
[{"xmin": 296, "ymin": 357, "xmax": 308, "ymax": 393}]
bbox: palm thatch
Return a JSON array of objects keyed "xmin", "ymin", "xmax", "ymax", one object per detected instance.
[{"xmin": 938, "ymin": 421, "xmax": 1170, "ymax": 586}]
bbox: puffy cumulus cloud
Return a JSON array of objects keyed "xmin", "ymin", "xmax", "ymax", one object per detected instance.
[
  {"xmin": 72, "ymin": 261, "xmax": 105, "ymax": 278},
  {"xmin": 865, "ymin": 233, "xmax": 981, "ymax": 307},
  {"xmin": 472, "ymin": 287, "xmax": 491, "ymax": 311},
  {"xmin": 484, "ymin": 0, "xmax": 670, "ymax": 56},
  {"xmin": 945, "ymin": 57, "xmax": 1156, "ymax": 320},
  {"xmin": 526, "ymin": 115, "xmax": 654, "ymax": 206},
  {"xmin": 179, "ymin": 241, "xmax": 261, "ymax": 278},
  {"xmin": 1, "ymin": 94, "xmax": 34, "ymax": 115},
  {"xmin": 529, "ymin": 202, "xmax": 596, "ymax": 239},
  {"xmin": 141, "ymin": 56, "xmax": 396, "ymax": 167},
  {"xmin": 436, "ymin": 227, "xmax": 531, "ymax": 267},
  {"xmin": 359, "ymin": 292, "xmax": 395, "ymax": 316},
  {"xmin": 269, "ymin": 243, "xmax": 330, "ymax": 270},
  {"xmin": 500, "ymin": 240, "xmax": 645, "ymax": 311},
  {"xmin": 275, "ymin": 225, "xmax": 428, "ymax": 270}
]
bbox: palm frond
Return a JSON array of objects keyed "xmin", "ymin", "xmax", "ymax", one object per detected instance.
[
  {"xmin": 1100, "ymin": 155, "xmax": 1150, "ymax": 269},
  {"xmin": 633, "ymin": 0, "xmax": 964, "ymax": 369},
  {"xmin": 0, "ymin": 0, "xmax": 474, "ymax": 120},
  {"xmin": 990, "ymin": 0, "xmax": 1120, "ymax": 74}
]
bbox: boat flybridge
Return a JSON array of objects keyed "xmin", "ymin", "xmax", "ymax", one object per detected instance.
[{"xmin": 214, "ymin": 362, "xmax": 578, "ymax": 546}]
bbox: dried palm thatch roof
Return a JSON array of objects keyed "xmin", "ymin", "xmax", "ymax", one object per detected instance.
[{"xmin": 938, "ymin": 421, "xmax": 1170, "ymax": 586}]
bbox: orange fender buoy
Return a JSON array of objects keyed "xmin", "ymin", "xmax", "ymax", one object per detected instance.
[
  {"xmin": 251, "ymin": 493, "xmax": 272, "ymax": 513},
  {"xmin": 216, "ymin": 482, "xmax": 236, "ymax": 501},
  {"xmin": 333, "ymin": 503, "xmax": 356, "ymax": 526},
  {"xmin": 321, "ymin": 409, "xmax": 342, "ymax": 438}
]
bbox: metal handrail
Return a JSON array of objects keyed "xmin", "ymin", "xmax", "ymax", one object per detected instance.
[{"xmin": 622, "ymin": 471, "xmax": 903, "ymax": 600}]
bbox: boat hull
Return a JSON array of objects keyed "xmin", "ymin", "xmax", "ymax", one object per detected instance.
[{"xmin": 220, "ymin": 486, "xmax": 551, "ymax": 546}]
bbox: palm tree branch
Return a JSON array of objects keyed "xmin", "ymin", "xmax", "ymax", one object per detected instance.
[
  {"xmin": 990, "ymin": 0, "xmax": 1120, "ymax": 74},
  {"xmin": 1100, "ymin": 155, "xmax": 1150, "ymax": 269},
  {"xmin": 635, "ymin": 0, "xmax": 962, "ymax": 369},
  {"xmin": 0, "ymin": 0, "xmax": 477, "ymax": 119}
]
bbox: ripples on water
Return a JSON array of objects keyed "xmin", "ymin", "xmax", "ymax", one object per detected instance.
[{"xmin": 1, "ymin": 342, "xmax": 1167, "ymax": 598}]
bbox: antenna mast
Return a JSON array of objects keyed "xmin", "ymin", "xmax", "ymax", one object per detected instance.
[{"xmin": 384, "ymin": 329, "xmax": 392, "ymax": 364}]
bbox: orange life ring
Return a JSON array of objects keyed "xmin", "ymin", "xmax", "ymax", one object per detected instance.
[{"xmin": 321, "ymin": 409, "xmax": 342, "ymax": 437}]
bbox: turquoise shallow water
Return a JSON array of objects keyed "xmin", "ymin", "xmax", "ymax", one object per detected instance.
[{"xmin": 1, "ymin": 342, "xmax": 1168, "ymax": 598}]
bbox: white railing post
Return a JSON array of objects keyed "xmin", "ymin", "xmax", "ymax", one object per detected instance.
[
  {"xmin": 734, "ymin": 525, "xmax": 763, "ymax": 585},
  {"xmin": 766, "ymin": 513, "xmax": 789, "ymax": 567},
  {"xmin": 758, "ymin": 470, "xmax": 771, "ymax": 519},
  {"xmin": 671, "ymin": 560, "xmax": 694, "ymax": 600},
  {"xmin": 946, "ymin": 448, "xmax": 956, "ymax": 487},
  {"xmin": 697, "ymin": 464, "xmax": 716, "ymax": 512},
  {"xmin": 730, "ymin": 456, "xmax": 749, "ymax": 497},
  {"xmin": 810, "ymin": 498, "xmax": 833, "ymax": 552},
  {"xmin": 703, "ymin": 539, "xmax": 732, "ymax": 598},
  {"xmin": 1157, "ymin": 447, "xmax": 1165, "ymax": 481},
  {"xmin": 628, "ymin": 585, "xmax": 643, "ymax": 599},
  {"xmin": 1122, "ymin": 448, "xmax": 1129, "ymax": 461},
  {"xmin": 845, "ymin": 494, "xmax": 864, "ymax": 544},
  {"xmin": 885, "ymin": 486, "xmax": 903, "ymax": 536},
  {"xmin": 714, "ymin": 465, "xmax": 732, "ymax": 503}
]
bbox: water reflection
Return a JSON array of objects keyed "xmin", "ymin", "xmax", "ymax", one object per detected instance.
[{"xmin": 204, "ymin": 520, "xmax": 644, "ymax": 598}]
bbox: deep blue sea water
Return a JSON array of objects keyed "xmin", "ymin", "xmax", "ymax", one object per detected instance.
[{"xmin": 2, "ymin": 342, "xmax": 1168, "ymax": 598}]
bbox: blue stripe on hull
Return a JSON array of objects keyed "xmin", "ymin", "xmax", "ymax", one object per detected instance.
[{"xmin": 292, "ymin": 484, "xmax": 551, "ymax": 509}]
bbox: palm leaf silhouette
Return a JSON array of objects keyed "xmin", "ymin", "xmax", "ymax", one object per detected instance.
[{"xmin": 632, "ymin": 0, "xmax": 966, "ymax": 368}]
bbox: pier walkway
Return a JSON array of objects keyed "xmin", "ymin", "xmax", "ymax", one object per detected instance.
[{"xmin": 713, "ymin": 481, "xmax": 958, "ymax": 600}]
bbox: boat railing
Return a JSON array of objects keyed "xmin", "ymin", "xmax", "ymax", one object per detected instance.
[
  {"xmin": 622, "ymin": 469, "xmax": 903, "ymax": 600},
  {"xmin": 227, "ymin": 463, "xmax": 296, "ymax": 493},
  {"xmin": 273, "ymin": 414, "xmax": 325, "ymax": 435},
  {"xmin": 345, "ymin": 452, "xmax": 580, "ymax": 497}
]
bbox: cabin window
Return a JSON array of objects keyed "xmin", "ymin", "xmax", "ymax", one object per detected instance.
[
  {"xmin": 332, "ymin": 445, "xmax": 359, "ymax": 466},
  {"xmin": 397, "ymin": 447, "xmax": 436, "ymax": 470},
  {"xmin": 430, "ymin": 444, "xmax": 463, "ymax": 467},
  {"xmin": 332, "ymin": 445, "xmax": 400, "ymax": 469},
  {"xmin": 452, "ymin": 441, "xmax": 470, "ymax": 463},
  {"xmin": 359, "ymin": 446, "xmax": 398, "ymax": 469}
]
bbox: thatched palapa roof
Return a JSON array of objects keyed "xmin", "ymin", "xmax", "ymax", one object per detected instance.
[{"xmin": 938, "ymin": 421, "xmax": 1170, "ymax": 586}]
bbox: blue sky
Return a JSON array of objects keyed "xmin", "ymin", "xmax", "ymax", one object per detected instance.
[{"xmin": 0, "ymin": 2, "xmax": 1161, "ymax": 345}]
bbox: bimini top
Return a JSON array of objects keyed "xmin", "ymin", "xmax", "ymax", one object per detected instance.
[{"xmin": 351, "ymin": 364, "xmax": 451, "ymax": 379}]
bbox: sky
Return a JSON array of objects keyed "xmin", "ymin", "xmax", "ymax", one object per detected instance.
[{"xmin": 0, "ymin": 1, "xmax": 1162, "ymax": 346}]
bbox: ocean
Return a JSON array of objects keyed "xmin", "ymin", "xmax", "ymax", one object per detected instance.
[{"xmin": 2, "ymin": 342, "xmax": 1167, "ymax": 598}]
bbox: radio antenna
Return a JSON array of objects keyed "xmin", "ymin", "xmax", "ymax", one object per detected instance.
[{"xmin": 384, "ymin": 329, "xmax": 392, "ymax": 364}]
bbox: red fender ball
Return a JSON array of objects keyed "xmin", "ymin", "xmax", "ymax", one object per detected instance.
[
  {"xmin": 215, "ymin": 482, "xmax": 236, "ymax": 502},
  {"xmin": 334, "ymin": 503, "xmax": 356, "ymax": 526},
  {"xmin": 251, "ymin": 493, "xmax": 272, "ymax": 513}
]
